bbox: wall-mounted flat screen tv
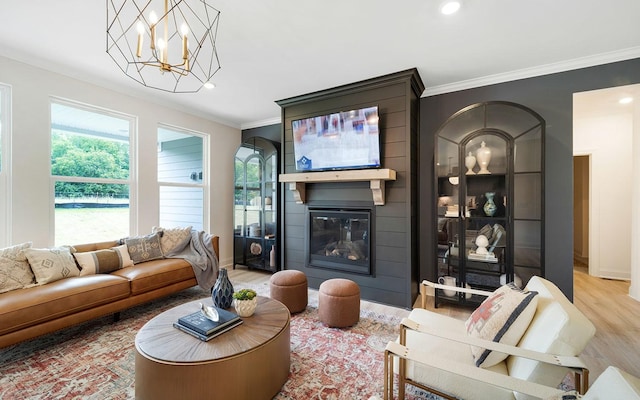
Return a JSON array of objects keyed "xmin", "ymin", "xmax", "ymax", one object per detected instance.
[{"xmin": 292, "ymin": 105, "xmax": 380, "ymax": 172}]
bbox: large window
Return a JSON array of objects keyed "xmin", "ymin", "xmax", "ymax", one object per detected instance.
[
  {"xmin": 157, "ymin": 125, "xmax": 207, "ymax": 230},
  {"xmin": 51, "ymin": 100, "xmax": 134, "ymax": 245},
  {"xmin": 0, "ymin": 84, "xmax": 10, "ymax": 246}
]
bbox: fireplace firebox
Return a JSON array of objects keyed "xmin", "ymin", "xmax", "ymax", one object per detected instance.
[{"xmin": 307, "ymin": 209, "xmax": 371, "ymax": 275}]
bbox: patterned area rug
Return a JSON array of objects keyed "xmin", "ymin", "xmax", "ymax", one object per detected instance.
[{"xmin": 0, "ymin": 279, "xmax": 438, "ymax": 400}]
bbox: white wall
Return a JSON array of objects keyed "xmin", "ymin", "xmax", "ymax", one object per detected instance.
[
  {"xmin": 0, "ymin": 55, "xmax": 239, "ymax": 268},
  {"xmin": 574, "ymin": 113, "xmax": 633, "ymax": 280}
]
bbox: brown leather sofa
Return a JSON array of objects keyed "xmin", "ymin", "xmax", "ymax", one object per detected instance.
[{"xmin": 0, "ymin": 236, "xmax": 219, "ymax": 349}]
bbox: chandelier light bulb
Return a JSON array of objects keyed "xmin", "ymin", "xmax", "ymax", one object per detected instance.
[
  {"xmin": 203, "ymin": 81, "xmax": 215, "ymax": 89},
  {"xmin": 136, "ymin": 21, "xmax": 145, "ymax": 57},
  {"xmin": 181, "ymin": 23, "xmax": 189, "ymax": 37},
  {"xmin": 149, "ymin": 11, "xmax": 158, "ymax": 25}
]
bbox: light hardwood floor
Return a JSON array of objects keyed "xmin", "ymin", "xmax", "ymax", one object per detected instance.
[{"xmin": 228, "ymin": 266, "xmax": 640, "ymax": 382}]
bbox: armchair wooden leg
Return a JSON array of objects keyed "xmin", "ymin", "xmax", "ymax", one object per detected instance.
[
  {"xmin": 384, "ymin": 349, "xmax": 391, "ymax": 400},
  {"xmin": 574, "ymin": 368, "xmax": 590, "ymax": 395}
]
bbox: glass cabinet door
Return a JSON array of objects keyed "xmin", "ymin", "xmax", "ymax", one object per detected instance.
[
  {"xmin": 233, "ymin": 137, "xmax": 278, "ymax": 272},
  {"xmin": 434, "ymin": 101, "xmax": 544, "ymax": 306}
]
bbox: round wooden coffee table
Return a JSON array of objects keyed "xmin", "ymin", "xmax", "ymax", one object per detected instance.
[{"xmin": 135, "ymin": 296, "xmax": 290, "ymax": 400}]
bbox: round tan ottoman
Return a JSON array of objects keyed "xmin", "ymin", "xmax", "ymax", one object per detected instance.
[
  {"xmin": 318, "ymin": 278, "xmax": 360, "ymax": 328},
  {"xmin": 269, "ymin": 270, "xmax": 308, "ymax": 313}
]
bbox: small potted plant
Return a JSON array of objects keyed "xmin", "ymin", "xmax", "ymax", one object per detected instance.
[{"xmin": 232, "ymin": 288, "xmax": 258, "ymax": 317}]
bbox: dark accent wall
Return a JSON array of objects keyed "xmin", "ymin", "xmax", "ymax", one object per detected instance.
[
  {"xmin": 242, "ymin": 124, "xmax": 281, "ymax": 144},
  {"xmin": 420, "ymin": 58, "xmax": 640, "ymax": 300},
  {"xmin": 277, "ymin": 69, "xmax": 424, "ymax": 308}
]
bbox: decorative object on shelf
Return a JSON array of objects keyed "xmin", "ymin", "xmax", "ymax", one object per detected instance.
[
  {"xmin": 106, "ymin": 0, "xmax": 221, "ymax": 93},
  {"xmin": 465, "ymin": 152, "xmax": 477, "ymax": 175},
  {"xmin": 474, "ymin": 235, "xmax": 489, "ymax": 254},
  {"xmin": 476, "ymin": 141, "xmax": 492, "ymax": 174},
  {"xmin": 270, "ymin": 245, "xmax": 276, "ymax": 268},
  {"xmin": 250, "ymin": 242, "xmax": 262, "ymax": 255},
  {"xmin": 438, "ymin": 275, "xmax": 457, "ymax": 297},
  {"xmin": 249, "ymin": 223, "xmax": 261, "ymax": 238},
  {"xmin": 211, "ymin": 268, "xmax": 234, "ymax": 309},
  {"xmin": 232, "ymin": 288, "xmax": 258, "ymax": 317},
  {"xmin": 447, "ymin": 156, "xmax": 459, "ymax": 185},
  {"xmin": 465, "ymin": 283, "xmax": 472, "ymax": 299},
  {"xmin": 483, "ymin": 191, "xmax": 497, "ymax": 217},
  {"xmin": 500, "ymin": 273, "xmax": 523, "ymax": 289}
]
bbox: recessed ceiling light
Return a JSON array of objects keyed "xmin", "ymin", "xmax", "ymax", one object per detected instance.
[
  {"xmin": 619, "ymin": 97, "xmax": 633, "ymax": 104},
  {"xmin": 203, "ymin": 81, "xmax": 216, "ymax": 90},
  {"xmin": 440, "ymin": 1, "xmax": 462, "ymax": 15}
]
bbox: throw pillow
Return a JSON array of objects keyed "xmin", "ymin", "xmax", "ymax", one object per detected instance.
[
  {"xmin": 125, "ymin": 233, "xmax": 164, "ymax": 264},
  {"xmin": 75, "ymin": 244, "xmax": 134, "ymax": 276},
  {"xmin": 0, "ymin": 242, "xmax": 35, "ymax": 294},
  {"xmin": 151, "ymin": 226, "xmax": 192, "ymax": 255},
  {"xmin": 465, "ymin": 283, "xmax": 539, "ymax": 368},
  {"xmin": 24, "ymin": 247, "xmax": 81, "ymax": 285}
]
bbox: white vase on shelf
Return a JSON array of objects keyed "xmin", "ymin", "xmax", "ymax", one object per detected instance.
[
  {"xmin": 465, "ymin": 152, "xmax": 476, "ymax": 175},
  {"xmin": 476, "ymin": 141, "xmax": 492, "ymax": 174}
]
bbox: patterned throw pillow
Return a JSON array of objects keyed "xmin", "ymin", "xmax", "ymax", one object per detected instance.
[
  {"xmin": 125, "ymin": 233, "xmax": 164, "ymax": 264},
  {"xmin": 0, "ymin": 242, "xmax": 36, "ymax": 293},
  {"xmin": 465, "ymin": 283, "xmax": 539, "ymax": 368},
  {"xmin": 152, "ymin": 226, "xmax": 192, "ymax": 255},
  {"xmin": 75, "ymin": 244, "xmax": 134, "ymax": 276},
  {"xmin": 24, "ymin": 247, "xmax": 81, "ymax": 285}
]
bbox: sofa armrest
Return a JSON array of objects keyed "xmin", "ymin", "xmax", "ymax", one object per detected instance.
[{"xmin": 212, "ymin": 235, "xmax": 219, "ymax": 260}]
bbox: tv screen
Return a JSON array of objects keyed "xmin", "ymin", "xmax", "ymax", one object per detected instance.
[{"xmin": 292, "ymin": 106, "xmax": 380, "ymax": 172}]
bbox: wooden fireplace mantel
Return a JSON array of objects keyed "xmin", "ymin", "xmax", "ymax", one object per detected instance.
[{"xmin": 278, "ymin": 169, "xmax": 396, "ymax": 206}]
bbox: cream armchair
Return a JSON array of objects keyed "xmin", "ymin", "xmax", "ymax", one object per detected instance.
[{"xmin": 384, "ymin": 276, "xmax": 596, "ymax": 400}]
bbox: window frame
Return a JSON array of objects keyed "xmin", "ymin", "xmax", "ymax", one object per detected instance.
[
  {"xmin": 0, "ymin": 83, "xmax": 11, "ymax": 246},
  {"xmin": 49, "ymin": 97, "xmax": 137, "ymax": 245},
  {"xmin": 157, "ymin": 123, "xmax": 209, "ymax": 232}
]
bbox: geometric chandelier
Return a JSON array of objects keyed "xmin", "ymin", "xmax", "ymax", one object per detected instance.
[{"xmin": 106, "ymin": 0, "xmax": 221, "ymax": 93}]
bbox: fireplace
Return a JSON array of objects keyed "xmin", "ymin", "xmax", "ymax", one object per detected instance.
[{"xmin": 307, "ymin": 208, "xmax": 372, "ymax": 275}]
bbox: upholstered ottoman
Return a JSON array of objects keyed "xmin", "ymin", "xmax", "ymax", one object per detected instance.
[
  {"xmin": 318, "ymin": 278, "xmax": 360, "ymax": 328},
  {"xmin": 269, "ymin": 270, "xmax": 308, "ymax": 313}
]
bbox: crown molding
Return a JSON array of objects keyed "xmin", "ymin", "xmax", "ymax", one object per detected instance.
[
  {"xmin": 241, "ymin": 117, "xmax": 282, "ymax": 130},
  {"xmin": 423, "ymin": 47, "xmax": 640, "ymax": 97}
]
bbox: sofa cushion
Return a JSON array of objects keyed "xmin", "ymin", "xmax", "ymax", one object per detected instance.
[
  {"xmin": 0, "ymin": 274, "xmax": 130, "ymax": 336},
  {"xmin": 74, "ymin": 245, "xmax": 134, "ymax": 276},
  {"xmin": 507, "ymin": 276, "xmax": 596, "ymax": 400},
  {"xmin": 111, "ymin": 258, "xmax": 194, "ymax": 295},
  {"xmin": 465, "ymin": 283, "xmax": 538, "ymax": 368},
  {"xmin": 152, "ymin": 226, "xmax": 192, "ymax": 255},
  {"xmin": 24, "ymin": 247, "xmax": 81, "ymax": 285},
  {"xmin": 0, "ymin": 242, "xmax": 36, "ymax": 294},
  {"xmin": 125, "ymin": 233, "xmax": 164, "ymax": 264}
]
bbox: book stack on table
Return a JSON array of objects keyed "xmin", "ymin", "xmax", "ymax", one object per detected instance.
[{"xmin": 173, "ymin": 306, "xmax": 243, "ymax": 341}]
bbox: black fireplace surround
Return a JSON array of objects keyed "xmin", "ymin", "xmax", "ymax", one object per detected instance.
[{"xmin": 307, "ymin": 208, "xmax": 372, "ymax": 275}]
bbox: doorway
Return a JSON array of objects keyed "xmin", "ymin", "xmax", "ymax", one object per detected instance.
[{"xmin": 573, "ymin": 84, "xmax": 639, "ymax": 300}]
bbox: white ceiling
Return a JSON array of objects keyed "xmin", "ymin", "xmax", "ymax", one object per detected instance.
[{"xmin": 1, "ymin": 0, "xmax": 639, "ymax": 129}]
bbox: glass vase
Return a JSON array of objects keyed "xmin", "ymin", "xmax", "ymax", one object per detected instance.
[
  {"xmin": 483, "ymin": 192, "xmax": 497, "ymax": 217},
  {"xmin": 211, "ymin": 268, "xmax": 234, "ymax": 309}
]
